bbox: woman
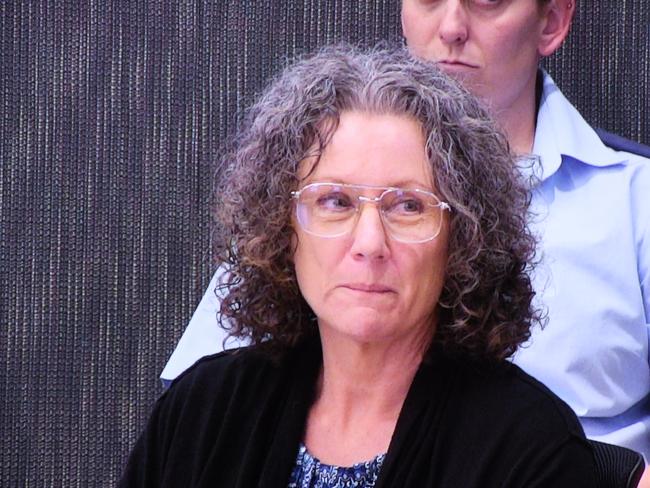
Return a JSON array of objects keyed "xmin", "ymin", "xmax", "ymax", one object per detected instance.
[{"xmin": 120, "ymin": 45, "xmax": 596, "ymax": 487}]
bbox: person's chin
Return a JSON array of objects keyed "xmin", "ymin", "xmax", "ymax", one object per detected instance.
[
  {"xmin": 331, "ymin": 318, "xmax": 396, "ymax": 345},
  {"xmin": 320, "ymin": 306, "xmax": 397, "ymax": 340}
]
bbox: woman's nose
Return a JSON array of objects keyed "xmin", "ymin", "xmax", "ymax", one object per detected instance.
[
  {"xmin": 438, "ymin": 1, "xmax": 469, "ymax": 46},
  {"xmin": 349, "ymin": 205, "xmax": 391, "ymax": 261}
]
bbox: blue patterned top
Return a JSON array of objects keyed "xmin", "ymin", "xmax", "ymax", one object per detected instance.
[{"xmin": 287, "ymin": 444, "xmax": 386, "ymax": 488}]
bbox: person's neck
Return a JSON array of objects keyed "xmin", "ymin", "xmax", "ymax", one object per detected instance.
[
  {"xmin": 500, "ymin": 109, "xmax": 536, "ymax": 155},
  {"xmin": 492, "ymin": 75, "xmax": 540, "ymax": 155},
  {"xmin": 304, "ymin": 327, "xmax": 431, "ymax": 466},
  {"xmin": 319, "ymin": 334, "xmax": 427, "ymax": 415}
]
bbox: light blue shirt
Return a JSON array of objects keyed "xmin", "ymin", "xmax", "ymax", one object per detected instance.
[
  {"xmin": 512, "ymin": 72, "xmax": 650, "ymax": 459},
  {"xmin": 161, "ymin": 72, "xmax": 650, "ymax": 460}
]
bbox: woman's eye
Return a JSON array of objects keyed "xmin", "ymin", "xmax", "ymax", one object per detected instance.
[
  {"xmin": 472, "ymin": 0, "xmax": 502, "ymax": 6},
  {"xmin": 316, "ymin": 193, "xmax": 353, "ymax": 211},
  {"xmin": 393, "ymin": 198, "xmax": 425, "ymax": 214}
]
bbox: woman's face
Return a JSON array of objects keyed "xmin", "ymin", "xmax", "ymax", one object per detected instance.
[
  {"xmin": 401, "ymin": 0, "xmax": 551, "ymax": 114},
  {"xmin": 292, "ymin": 111, "xmax": 449, "ymax": 350}
]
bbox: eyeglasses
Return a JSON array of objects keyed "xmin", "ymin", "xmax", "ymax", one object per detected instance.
[{"xmin": 290, "ymin": 182, "xmax": 451, "ymax": 243}]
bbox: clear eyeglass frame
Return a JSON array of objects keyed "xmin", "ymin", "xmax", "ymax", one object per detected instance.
[{"xmin": 290, "ymin": 182, "xmax": 451, "ymax": 244}]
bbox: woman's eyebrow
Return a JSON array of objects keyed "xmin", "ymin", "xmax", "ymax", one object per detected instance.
[{"xmin": 303, "ymin": 177, "xmax": 431, "ymax": 189}]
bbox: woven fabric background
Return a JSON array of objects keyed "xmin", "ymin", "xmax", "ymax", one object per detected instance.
[{"xmin": 0, "ymin": 1, "xmax": 647, "ymax": 485}]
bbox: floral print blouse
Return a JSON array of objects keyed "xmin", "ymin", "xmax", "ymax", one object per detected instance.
[{"xmin": 287, "ymin": 444, "xmax": 386, "ymax": 488}]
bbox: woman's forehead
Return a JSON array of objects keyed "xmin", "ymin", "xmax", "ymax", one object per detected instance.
[{"xmin": 298, "ymin": 111, "xmax": 434, "ymax": 189}]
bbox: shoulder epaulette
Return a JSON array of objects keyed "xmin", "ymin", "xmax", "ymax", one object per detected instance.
[{"xmin": 595, "ymin": 128, "xmax": 650, "ymax": 159}]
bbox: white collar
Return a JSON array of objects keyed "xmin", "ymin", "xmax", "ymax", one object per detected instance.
[{"xmin": 531, "ymin": 71, "xmax": 627, "ymax": 182}]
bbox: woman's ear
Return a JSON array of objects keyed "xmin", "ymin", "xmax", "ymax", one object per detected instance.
[
  {"xmin": 289, "ymin": 229, "xmax": 298, "ymax": 263},
  {"xmin": 538, "ymin": 0, "xmax": 576, "ymax": 57}
]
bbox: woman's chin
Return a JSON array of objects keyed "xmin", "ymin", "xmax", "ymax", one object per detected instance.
[{"xmin": 317, "ymin": 310, "xmax": 405, "ymax": 345}]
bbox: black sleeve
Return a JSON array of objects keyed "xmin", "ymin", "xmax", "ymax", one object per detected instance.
[
  {"xmin": 511, "ymin": 437, "xmax": 597, "ymax": 488},
  {"xmin": 118, "ymin": 392, "xmax": 176, "ymax": 488},
  {"xmin": 117, "ymin": 352, "xmax": 225, "ymax": 488},
  {"xmin": 116, "ymin": 347, "xmax": 304, "ymax": 488},
  {"xmin": 433, "ymin": 361, "xmax": 599, "ymax": 488}
]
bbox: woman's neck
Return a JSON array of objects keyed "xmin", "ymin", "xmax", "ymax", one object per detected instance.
[{"xmin": 303, "ymin": 330, "xmax": 430, "ymax": 466}]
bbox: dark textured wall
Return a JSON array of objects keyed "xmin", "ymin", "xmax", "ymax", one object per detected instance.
[
  {"xmin": 1, "ymin": 1, "xmax": 647, "ymax": 485},
  {"xmin": 0, "ymin": 1, "xmax": 401, "ymax": 485},
  {"xmin": 543, "ymin": 1, "xmax": 650, "ymax": 140}
]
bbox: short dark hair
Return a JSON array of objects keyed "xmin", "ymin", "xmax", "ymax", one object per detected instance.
[{"xmin": 214, "ymin": 44, "xmax": 539, "ymax": 361}]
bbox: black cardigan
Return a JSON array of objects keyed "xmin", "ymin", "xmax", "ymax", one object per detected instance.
[{"xmin": 120, "ymin": 339, "xmax": 596, "ymax": 487}]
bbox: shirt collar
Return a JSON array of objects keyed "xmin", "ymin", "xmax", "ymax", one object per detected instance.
[{"xmin": 530, "ymin": 70, "xmax": 627, "ymax": 182}]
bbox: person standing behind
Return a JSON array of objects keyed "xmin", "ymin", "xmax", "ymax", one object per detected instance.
[
  {"xmin": 162, "ymin": 0, "xmax": 650, "ymax": 471},
  {"xmin": 398, "ymin": 0, "xmax": 650, "ymax": 463}
]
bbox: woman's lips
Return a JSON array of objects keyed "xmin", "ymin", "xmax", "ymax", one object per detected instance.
[{"xmin": 340, "ymin": 283, "xmax": 395, "ymax": 293}]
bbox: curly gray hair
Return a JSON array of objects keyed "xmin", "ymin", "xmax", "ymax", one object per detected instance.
[{"xmin": 214, "ymin": 44, "xmax": 539, "ymax": 361}]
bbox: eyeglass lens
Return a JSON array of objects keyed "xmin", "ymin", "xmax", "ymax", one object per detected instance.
[{"xmin": 295, "ymin": 183, "xmax": 446, "ymax": 243}]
